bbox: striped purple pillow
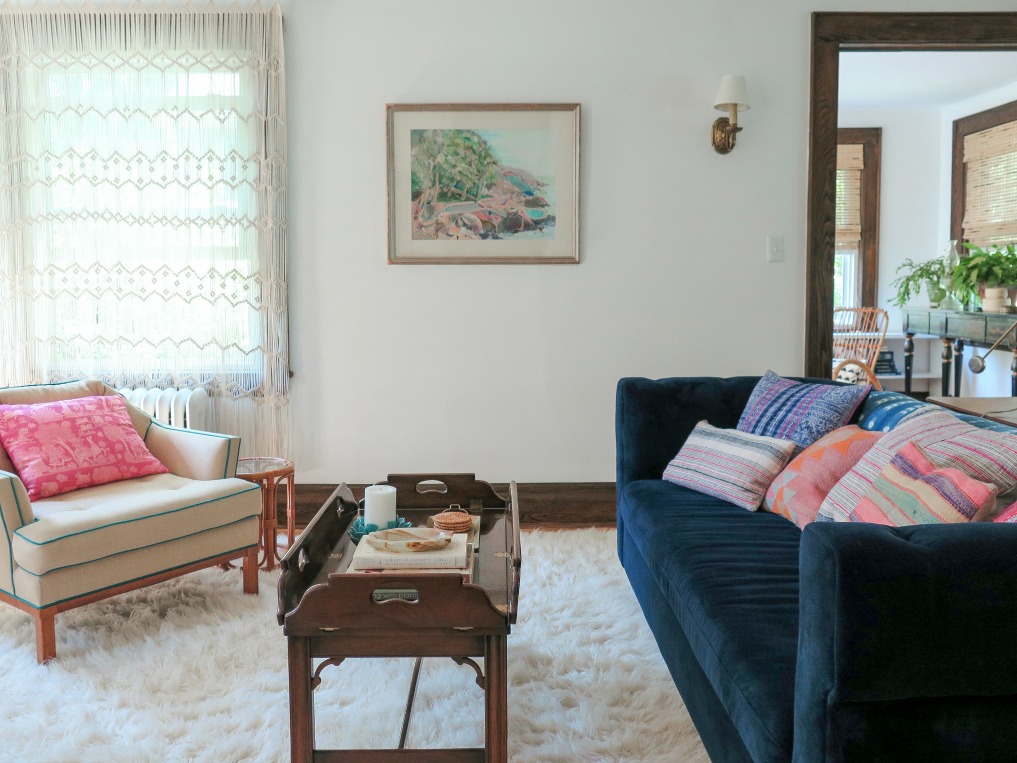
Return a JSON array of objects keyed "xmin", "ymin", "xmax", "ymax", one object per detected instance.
[
  {"xmin": 663, "ymin": 421, "xmax": 796, "ymax": 511},
  {"xmin": 738, "ymin": 371, "xmax": 870, "ymax": 453}
]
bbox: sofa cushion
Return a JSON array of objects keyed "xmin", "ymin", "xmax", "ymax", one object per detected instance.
[
  {"xmin": 764, "ymin": 425, "xmax": 883, "ymax": 528},
  {"xmin": 737, "ymin": 370, "xmax": 870, "ymax": 453},
  {"xmin": 663, "ymin": 421, "xmax": 795, "ymax": 510},
  {"xmin": 850, "ymin": 442, "xmax": 997, "ymax": 526},
  {"xmin": 0, "ymin": 394, "xmax": 167, "ymax": 500},
  {"xmin": 620, "ymin": 479, "xmax": 800, "ymax": 763},
  {"xmin": 12, "ymin": 473, "xmax": 261, "ymax": 576}
]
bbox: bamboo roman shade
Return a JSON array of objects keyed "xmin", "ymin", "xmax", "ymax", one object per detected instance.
[
  {"xmin": 963, "ymin": 119, "xmax": 1017, "ymax": 247},
  {"xmin": 836, "ymin": 144, "xmax": 864, "ymax": 251}
]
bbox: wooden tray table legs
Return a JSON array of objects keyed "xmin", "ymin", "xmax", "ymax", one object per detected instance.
[{"xmin": 287, "ymin": 635, "xmax": 508, "ymax": 763}]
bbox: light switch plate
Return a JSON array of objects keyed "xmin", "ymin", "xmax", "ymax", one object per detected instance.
[{"xmin": 767, "ymin": 235, "xmax": 785, "ymax": 263}]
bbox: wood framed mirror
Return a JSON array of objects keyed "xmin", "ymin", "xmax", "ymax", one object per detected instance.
[{"xmin": 805, "ymin": 12, "xmax": 1017, "ymax": 378}]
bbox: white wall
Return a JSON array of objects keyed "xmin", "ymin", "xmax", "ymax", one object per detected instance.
[{"xmin": 282, "ymin": 0, "xmax": 1017, "ymax": 483}]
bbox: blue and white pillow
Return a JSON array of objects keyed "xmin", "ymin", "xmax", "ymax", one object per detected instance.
[
  {"xmin": 855, "ymin": 390, "xmax": 932, "ymax": 432},
  {"xmin": 737, "ymin": 371, "xmax": 871, "ymax": 453}
]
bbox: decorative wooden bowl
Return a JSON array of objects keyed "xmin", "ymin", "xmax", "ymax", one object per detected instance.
[{"xmin": 363, "ymin": 527, "xmax": 452, "ymax": 553}]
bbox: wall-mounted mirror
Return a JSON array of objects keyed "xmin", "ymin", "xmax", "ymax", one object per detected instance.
[
  {"xmin": 836, "ymin": 50, "xmax": 1017, "ymax": 395},
  {"xmin": 805, "ymin": 12, "xmax": 1017, "ymax": 382}
]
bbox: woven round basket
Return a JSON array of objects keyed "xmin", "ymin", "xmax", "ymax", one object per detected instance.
[{"xmin": 432, "ymin": 507, "xmax": 473, "ymax": 533}]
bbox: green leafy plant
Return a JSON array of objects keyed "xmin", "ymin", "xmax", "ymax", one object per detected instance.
[
  {"xmin": 890, "ymin": 257, "xmax": 947, "ymax": 307},
  {"xmin": 952, "ymin": 243, "xmax": 1017, "ymax": 294}
]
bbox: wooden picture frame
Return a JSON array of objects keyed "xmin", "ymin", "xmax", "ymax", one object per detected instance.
[{"xmin": 386, "ymin": 103, "xmax": 580, "ymax": 264}]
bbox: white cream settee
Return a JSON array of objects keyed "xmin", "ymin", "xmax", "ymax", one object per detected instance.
[{"xmin": 0, "ymin": 380, "xmax": 262, "ymax": 662}]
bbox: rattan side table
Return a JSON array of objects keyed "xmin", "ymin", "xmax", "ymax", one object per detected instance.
[{"xmin": 236, "ymin": 456, "xmax": 296, "ymax": 571}]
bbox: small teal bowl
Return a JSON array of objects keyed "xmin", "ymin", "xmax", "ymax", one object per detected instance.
[{"xmin": 347, "ymin": 516, "xmax": 413, "ymax": 545}]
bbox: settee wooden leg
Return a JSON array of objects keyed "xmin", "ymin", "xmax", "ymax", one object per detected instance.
[
  {"xmin": 242, "ymin": 547, "xmax": 259, "ymax": 595},
  {"xmin": 34, "ymin": 609, "xmax": 56, "ymax": 664}
]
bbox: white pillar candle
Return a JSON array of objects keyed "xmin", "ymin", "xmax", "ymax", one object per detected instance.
[{"xmin": 363, "ymin": 484, "xmax": 397, "ymax": 529}]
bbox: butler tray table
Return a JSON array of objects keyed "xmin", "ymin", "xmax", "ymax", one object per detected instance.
[{"xmin": 277, "ymin": 473, "xmax": 521, "ymax": 763}]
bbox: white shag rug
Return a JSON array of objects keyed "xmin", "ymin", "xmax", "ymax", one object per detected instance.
[{"xmin": 0, "ymin": 529, "xmax": 708, "ymax": 762}]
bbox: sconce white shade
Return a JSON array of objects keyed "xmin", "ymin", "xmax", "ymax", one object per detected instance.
[{"xmin": 713, "ymin": 75, "xmax": 750, "ymax": 112}]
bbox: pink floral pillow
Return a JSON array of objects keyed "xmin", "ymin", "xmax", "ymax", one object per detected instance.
[{"xmin": 0, "ymin": 395, "xmax": 168, "ymax": 500}]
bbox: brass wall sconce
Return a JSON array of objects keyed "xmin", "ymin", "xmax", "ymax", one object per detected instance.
[{"xmin": 712, "ymin": 75, "xmax": 750, "ymax": 154}]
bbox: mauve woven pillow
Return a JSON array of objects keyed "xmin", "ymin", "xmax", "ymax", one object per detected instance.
[{"xmin": 0, "ymin": 395, "xmax": 167, "ymax": 500}]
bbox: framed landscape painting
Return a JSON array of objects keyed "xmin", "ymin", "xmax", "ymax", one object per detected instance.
[{"xmin": 387, "ymin": 103, "xmax": 581, "ymax": 264}]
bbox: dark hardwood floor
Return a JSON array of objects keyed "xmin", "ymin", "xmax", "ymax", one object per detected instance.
[{"xmin": 286, "ymin": 482, "xmax": 616, "ymax": 532}]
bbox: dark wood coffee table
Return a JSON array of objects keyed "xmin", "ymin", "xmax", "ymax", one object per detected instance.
[{"xmin": 278, "ymin": 474, "xmax": 521, "ymax": 763}]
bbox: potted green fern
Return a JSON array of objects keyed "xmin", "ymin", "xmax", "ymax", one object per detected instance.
[{"xmin": 952, "ymin": 243, "xmax": 1017, "ymax": 311}]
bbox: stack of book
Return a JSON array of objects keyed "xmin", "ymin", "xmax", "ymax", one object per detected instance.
[
  {"xmin": 349, "ymin": 533, "xmax": 473, "ymax": 580},
  {"xmin": 874, "ymin": 349, "xmax": 899, "ymax": 375}
]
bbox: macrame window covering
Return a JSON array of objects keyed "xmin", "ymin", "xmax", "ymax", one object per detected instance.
[
  {"xmin": 963, "ymin": 117, "xmax": 1017, "ymax": 248},
  {"xmin": 0, "ymin": 3, "xmax": 289, "ymax": 459}
]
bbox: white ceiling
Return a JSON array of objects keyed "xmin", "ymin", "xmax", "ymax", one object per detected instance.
[{"xmin": 839, "ymin": 51, "xmax": 1017, "ymax": 109}]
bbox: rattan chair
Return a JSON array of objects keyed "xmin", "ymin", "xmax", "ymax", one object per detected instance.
[{"xmin": 832, "ymin": 307, "xmax": 888, "ymax": 390}]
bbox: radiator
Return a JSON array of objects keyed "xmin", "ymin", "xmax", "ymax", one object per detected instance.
[{"xmin": 118, "ymin": 386, "xmax": 210, "ymax": 431}]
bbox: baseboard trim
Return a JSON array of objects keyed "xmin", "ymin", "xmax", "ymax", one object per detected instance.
[{"xmin": 288, "ymin": 482, "xmax": 616, "ymax": 530}]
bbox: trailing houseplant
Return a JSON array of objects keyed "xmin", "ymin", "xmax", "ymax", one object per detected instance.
[{"xmin": 890, "ymin": 257, "xmax": 948, "ymax": 307}]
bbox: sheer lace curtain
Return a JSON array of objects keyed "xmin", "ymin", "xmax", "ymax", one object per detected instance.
[{"xmin": 0, "ymin": 3, "xmax": 289, "ymax": 458}]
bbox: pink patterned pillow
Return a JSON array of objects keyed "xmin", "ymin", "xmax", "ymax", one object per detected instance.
[
  {"xmin": 763, "ymin": 425, "xmax": 883, "ymax": 529},
  {"xmin": 0, "ymin": 395, "xmax": 168, "ymax": 500},
  {"xmin": 994, "ymin": 502, "xmax": 1017, "ymax": 523}
]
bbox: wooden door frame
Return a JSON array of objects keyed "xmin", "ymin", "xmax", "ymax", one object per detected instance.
[{"xmin": 805, "ymin": 12, "xmax": 1017, "ymax": 378}]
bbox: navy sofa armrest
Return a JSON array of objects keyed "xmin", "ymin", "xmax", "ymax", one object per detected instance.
[
  {"xmin": 614, "ymin": 376, "xmax": 763, "ymax": 490},
  {"xmin": 794, "ymin": 522, "xmax": 1017, "ymax": 761}
]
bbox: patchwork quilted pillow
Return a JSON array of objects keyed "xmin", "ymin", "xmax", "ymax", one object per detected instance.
[
  {"xmin": 737, "ymin": 371, "xmax": 870, "ymax": 453},
  {"xmin": 819, "ymin": 409, "xmax": 1017, "ymax": 522},
  {"xmin": 850, "ymin": 442, "xmax": 997, "ymax": 526},
  {"xmin": 663, "ymin": 421, "xmax": 796, "ymax": 511},
  {"xmin": 0, "ymin": 394, "xmax": 167, "ymax": 500},
  {"xmin": 763, "ymin": 425, "xmax": 883, "ymax": 529}
]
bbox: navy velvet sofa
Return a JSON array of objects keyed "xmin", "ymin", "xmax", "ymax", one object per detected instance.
[{"xmin": 616, "ymin": 375, "xmax": 1017, "ymax": 763}]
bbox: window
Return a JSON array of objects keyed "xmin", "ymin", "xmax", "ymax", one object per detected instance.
[
  {"xmin": 835, "ymin": 128, "xmax": 881, "ymax": 312},
  {"xmin": 0, "ymin": 8, "xmax": 289, "ymax": 457},
  {"xmin": 952, "ymin": 100, "xmax": 1017, "ymax": 248}
]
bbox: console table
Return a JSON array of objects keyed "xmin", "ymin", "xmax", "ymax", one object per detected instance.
[
  {"xmin": 901, "ymin": 309, "xmax": 1017, "ymax": 397},
  {"xmin": 927, "ymin": 396, "xmax": 1017, "ymax": 428}
]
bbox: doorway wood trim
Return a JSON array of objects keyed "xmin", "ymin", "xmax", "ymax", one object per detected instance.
[{"xmin": 805, "ymin": 12, "xmax": 1017, "ymax": 378}]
